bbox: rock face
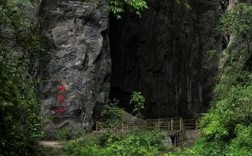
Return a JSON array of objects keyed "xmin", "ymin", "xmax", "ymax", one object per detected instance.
[
  {"xmin": 110, "ymin": 0, "xmax": 222, "ymax": 118},
  {"xmin": 39, "ymin": 0, "xmax": 110, "ymax": 130}
]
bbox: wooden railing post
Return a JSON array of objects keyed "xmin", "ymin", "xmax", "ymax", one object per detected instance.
[
  {"xmin": 95, "ymin": 121, "xmax": 98, "ymax": 131},
  {"xmin": 171, "ymin": 119, "xmax": 173, "ymax": 130},
  {"xmin": 179, "ymin": 117, "xmax": 183, "ymax": 130}
]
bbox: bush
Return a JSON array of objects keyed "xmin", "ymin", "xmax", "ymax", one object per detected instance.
[
  {"xmin": 99, "ymin": 99, "xmax": 124, "ymax": 130},
  {"xmin": 64, "ymin": 130, "xmax": 165, "ymax": 156},
  {"xmin": 104, "ymin": 130, "xmax": 164, "ymax": 156},
  {"xmin": 98, "ymin": 132, "xmax": 122, "ymax": 147},
  {"xmin": 64, "ymin": 134, "xmax": 102, "ymax": 156},
  {"xmin": 55, "ymin": 126, "xmax": 86, "ymax": 141}
]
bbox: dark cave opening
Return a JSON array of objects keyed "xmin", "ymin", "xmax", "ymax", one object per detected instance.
[
  {"xmin": 109, "ymin": 13, "xmax": 140, "ymax": 114},
  {"xmin": 108, "ymin": 1, "xmax": 219, "ymax": 119}
]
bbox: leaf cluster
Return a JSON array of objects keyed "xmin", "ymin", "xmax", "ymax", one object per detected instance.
[
  {"xmin": 109, "ymin": 0, "xmax": 148, "ymax": 18},
  {"xmin": 130, "ymin": 91, "xmax": 145, "ymax": 118}
]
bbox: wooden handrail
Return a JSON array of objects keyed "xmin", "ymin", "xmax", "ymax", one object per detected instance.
[
  {"xmin": 95, "ymin": 118, "xmax": 198, "ymax": 132},
  {"xmin": 95, "ymin": 117, "xmax": 200, "ymax": 146}
]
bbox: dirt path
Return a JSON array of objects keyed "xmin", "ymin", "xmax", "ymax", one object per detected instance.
[{"xmin": 39, "ymin": 141, "xmax": 65, "ymax": 148}]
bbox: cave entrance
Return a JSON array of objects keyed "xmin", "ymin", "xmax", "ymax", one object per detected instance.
[
  {"xmin": 108, "ymin": 3, "xmax": 216, "ymax": 118},
  {"xmin": 108, "ymin": 12, "xmax": 185, "ymax": 118},
  {"xmin": 109, "ymin": 14, "xmax": 141, "ymax": 114}
]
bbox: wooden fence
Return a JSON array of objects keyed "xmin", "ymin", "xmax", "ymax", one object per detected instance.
[
  {"xmin": 183, "ymin": 119, "xmax": 198, "ymax": 130},
  {"xmin": 95, "ymin": 118, "xmax": 198, "ymax": 132},
  {"xmin": 95, "ymin": 118, "xmax": 198, "ymax": 146}
]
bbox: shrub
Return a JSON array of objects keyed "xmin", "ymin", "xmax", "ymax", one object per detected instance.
[
  {"xmin": 64, "ymin": 130, "xmax": 165, "ymax": 156},
  {"xmin": 99, "ymin": 99, "xmax": 124, "ymax": 130},
  {"xmin": 55, "ymin": 126, "xmax": 86, "ymax": 141}
]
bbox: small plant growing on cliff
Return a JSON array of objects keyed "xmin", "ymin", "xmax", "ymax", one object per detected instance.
[
  {"xmin": 109, "ymin": 0, "xmax": 148, "ymax": 18},
  {"xmin": 130, "ymin": 91, "xmax": 145, "ymax": 118},
  {"xmin": 108, "ymin": 0, "xmax": 191, "ymax": 18}
]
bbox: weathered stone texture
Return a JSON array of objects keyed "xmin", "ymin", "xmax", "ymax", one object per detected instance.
[
  {"xmin": 110, "ymin": 0, "xmax": 221, "ymax": 118},
  {"xmin": 39, "ymin": 0, "xmax": 110, "ymax": 130}
]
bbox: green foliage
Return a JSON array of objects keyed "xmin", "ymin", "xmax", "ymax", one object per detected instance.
[
  {"xmin": 174, "ymin": 70, "xmax": 252, "ymax": 156},
  {"xmin": 0, "ymin": 50, "xmax": 42, "ymax": 155},
  {"xmin": 109, "ymin": 0, "xmax": 148, "ymax": 18},
  {"xmin": 55, "ymin": 127, "xmax": 85, "ymax": 141},
  {"xmin": 200, "ymin": 84, "xmax": 252, "ymax": 134},
  {"xmin": 103, "ymin": 130, "xmax": 165, "ymax": 156},
  {"xmin": 227, "ymin": 124, "xmax": 252, "ymax": 156},
  {"xmin": 0, "ymin": 0, "xmax": 43, "ymax": 155},
  {"xmin": 64, "ymin": 130, "xmax": 165, "ymax": 156},
  {"xmin": 64, "ymin": 134, "xmax": 101, "ymax": 156},
  {"xmin": 218, "ymin": 3, "xmax": 252, "ymax": 53},
  {"xmin": 38, "ymin": 146, "xmax": 64, "ymax": 156},
  {"xmin": 130, "ymin": 91, "xmax": 145, "ymax": 118},
  {"xmin": 182, "ymin": 81, "xmax": 252, "ymax": 156},
  {"xmin": 108, "ymin": 0, "xmax": 191, "ymax": 18},
  {"xmin": 169, "ymin": 56, "xmax": 252, "ymax": 155},
  {"xmin": 100, "ymin": 99, "xmax": 124, "ymax": 130},
  {"xmin": 218, "ymin": 3, "xmax": 252, "ymax": 38},
  {"xmin": 56, "ymin": 130, "xmax": 72, "ymax": 141},
  {"xmin": 98, "ymin": 132, "xmax": 122, "ymax": 147},
  {"xmin": 0, "ymin": 0, "xmax": 31, "ymax": 36}
]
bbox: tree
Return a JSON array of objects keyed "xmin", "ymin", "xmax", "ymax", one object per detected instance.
[{"xmin": 218, "ymin": 3, "xmax": 252, "ymax": 54}]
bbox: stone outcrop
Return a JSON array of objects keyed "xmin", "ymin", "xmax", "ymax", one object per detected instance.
[
  {"xmin": 110, "ymin": 0, "xmax": 222, "ymax": 118},
  {"xmin": 38, "ymin": 0, "xmax": 111, "ymax": 130}
]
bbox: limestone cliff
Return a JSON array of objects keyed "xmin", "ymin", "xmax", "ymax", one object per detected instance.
[
  {"xmin": 38, "ymin": 0, "xmax": 111, "ymax": 130},
  {"xmin": 37, "ymin": 0, "xmax": 228, "ymax": 131}
]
